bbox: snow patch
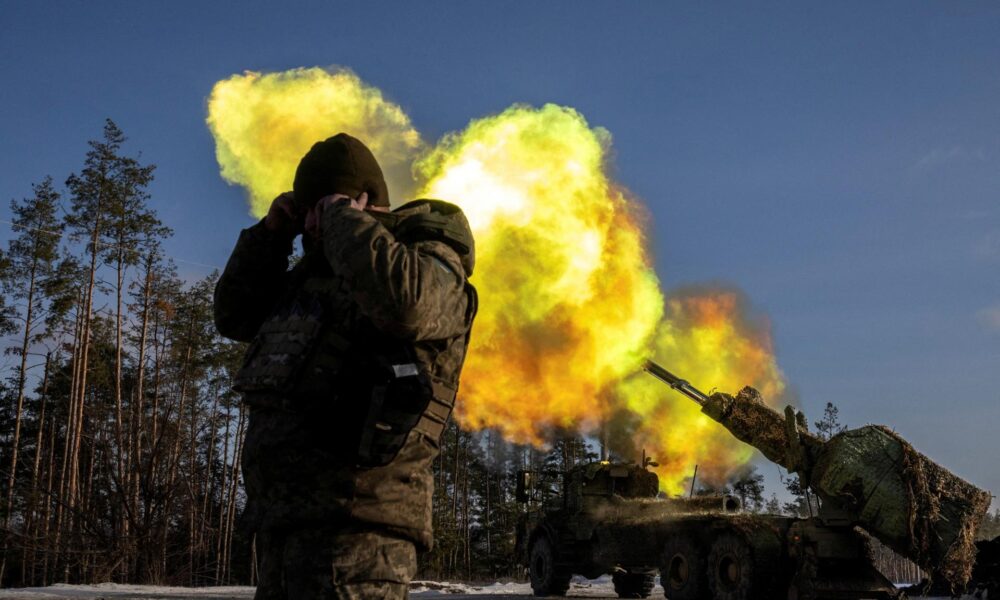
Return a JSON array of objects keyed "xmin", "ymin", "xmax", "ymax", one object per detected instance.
[{"xmin": 0, "ymin": 580, "xmax": 966, "ymax": 599}]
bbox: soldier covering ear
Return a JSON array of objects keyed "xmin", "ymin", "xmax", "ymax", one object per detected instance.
[{"xmin": 215, "ymin": 133, "xmax": 477, "ymax": 600}]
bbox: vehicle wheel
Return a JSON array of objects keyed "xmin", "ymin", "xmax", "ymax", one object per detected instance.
[
  {"xmin": 613, "ymin": 570, "xmax": 656, "ymax": 598},
  {"xmin": 660, "ymin": 534, "xmax": 707, "ymax": 600},
  {"xmin": 707, "ymin": 533, "xmax": 756, "ymax": 600},
  {"xmin": 529, "ymin": 535, "xmax": 571, "ymax": 597}
]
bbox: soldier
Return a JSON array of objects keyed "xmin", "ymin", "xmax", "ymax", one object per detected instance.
[{"xmin": 214, "ymin": 133, "xmax": 477, "ymax": 599}]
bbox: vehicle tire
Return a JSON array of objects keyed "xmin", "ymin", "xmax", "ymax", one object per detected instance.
[
  {"xmin": 613, "ymin": 571, "xmax": 656, "ymax": 598},
  {"xmin": 706, "ymin": 533, "xmax": 756, "ymax": 600},
  {"xmin": 660, "ymin": 534, "xmax": 707, "ymax": 600},
  {"xmin": 529, "ymin": 535, "xmax": 571, "ymax": 597}
]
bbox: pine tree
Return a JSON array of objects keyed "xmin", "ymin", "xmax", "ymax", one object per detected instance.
[
  {"xmin": 730, "ymin": 465, "xmax": 765, "ymax": 512},
  {"xmin": 781, "ymin": 472, "xmax": 814, "ymax": 517},
  {"xmin": 0, "ymin": 251, "xmax": 16, "ymax": 337},
  {"xmin": 764, "ymin": 493, "xmax": 781, "ymax": 515},
  {"xmin": 0, "ymin": 121, "xmax": 267, "ymax": 586},
  {"xmin": 97, "ymin": 146, "xmax": 163, "ymax": 567},
  {"xmin": 779, "ymin": 401, "xmax": 846, "ymax": 518},
  {"xmin": 0, "ymin": 177, "xmax": 66, "ymax": 583},
  {"xmin": 979, "ymin": 509, "xmax": 1000, "ymax": 541},
  {"xmin": 814, "ymin": 402, "xmax": 846, "ymax": 441}
]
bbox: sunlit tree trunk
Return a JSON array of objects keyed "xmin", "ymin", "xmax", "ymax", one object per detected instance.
[{"xmin": 22, "ymin": 353, "xmax": 51, "ymax": 585}]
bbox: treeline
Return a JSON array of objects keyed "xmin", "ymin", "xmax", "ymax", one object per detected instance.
[
  {"xmin": 0, "ymin": 120, "xmax": 249, "ymax": 587},
  {"xmin": 424, "ymin": 431, "xmax": 602, "ymax": 582}
]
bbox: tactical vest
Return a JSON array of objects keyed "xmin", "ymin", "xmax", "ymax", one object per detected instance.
[{"xmin": 233, "ymin": 202, "xmax": 476, "ymax": 468}]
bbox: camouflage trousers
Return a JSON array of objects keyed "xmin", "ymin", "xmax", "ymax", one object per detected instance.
[{"xmin": 254, "ymin": 527, "xmax": 417, "ymax": 600}]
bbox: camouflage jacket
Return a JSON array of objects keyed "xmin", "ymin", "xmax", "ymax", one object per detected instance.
[{"xmin": 214, "ymin": 199, "xmax": 477, "ymax": 548}]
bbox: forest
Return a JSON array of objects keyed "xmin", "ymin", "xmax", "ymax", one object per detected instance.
[{"xmin": 0, "ymin": 120, "xmax": 996, "ymax": 589}]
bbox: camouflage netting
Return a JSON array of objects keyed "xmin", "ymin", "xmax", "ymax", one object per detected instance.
[
  {"xmin": 810, "ymin": 425, "xmax": 991, "ymax": 593},
  {"xmin": 702, "ymin": 387, "xmax": 990, "ymax": 594},
  {"xmin": 702, "ymin": 387, "xmax": 817, "ymax": 470}
]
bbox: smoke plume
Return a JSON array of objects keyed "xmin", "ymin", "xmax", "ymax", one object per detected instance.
[
  {"xmin": 207, "ymin": 68, "xmax": 787, "ymax": 494},
  {"xmin": 206, "ymin": 67, "xmax": 423, "ymax": 216}
]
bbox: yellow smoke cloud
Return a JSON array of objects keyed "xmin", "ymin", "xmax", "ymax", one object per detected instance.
[
  {"xmin": 416, "ymin": 104, "xmax": 664, "ymax": 442},
  {"xmin": 617, "ymin": 290, "xmax": 786, "ymax": 494},
  {"xmin": 206, "ymin": 67, "xmax": 423, "ymax": 217},
  {"xmin": 206, "ymin": 69, "xmax": 788, "ymax": 494}
]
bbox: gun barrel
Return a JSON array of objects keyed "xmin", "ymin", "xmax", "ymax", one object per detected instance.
[{"xmin": 642, "ymin": 361, "xmax": 710, "ymax": 406}]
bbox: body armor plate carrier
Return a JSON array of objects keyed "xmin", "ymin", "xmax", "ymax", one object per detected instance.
[{"xmin": 234, "ymin": 199, "xmax": 476, "ymax": 468}]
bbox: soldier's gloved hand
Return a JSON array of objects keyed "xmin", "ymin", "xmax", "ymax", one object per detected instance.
[
  {"xmin": 308, "ymin": 192, "xmax": 369, "ymax": 238},
  {"xmin": 263, "ymin": 192, "xmax": 303, "ymax": 238}
]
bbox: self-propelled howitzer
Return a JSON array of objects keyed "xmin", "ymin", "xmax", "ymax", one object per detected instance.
[{"xmin": 644, "ymin": 360, "xmax": 992, "ymax": 594}]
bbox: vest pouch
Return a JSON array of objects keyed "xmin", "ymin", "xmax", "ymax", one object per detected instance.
[
  {"xmin": 354, "ymin": 358, "xmax": 435, "ymax": 469},
  {"xmin": 234, "ymin": 296, "xmax": 325, "ymax": 396}
]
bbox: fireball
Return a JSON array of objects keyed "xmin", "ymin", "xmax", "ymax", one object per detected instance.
[{"xmin": 207, "ymin": 68, "xmax": 787, "ymax": 493}]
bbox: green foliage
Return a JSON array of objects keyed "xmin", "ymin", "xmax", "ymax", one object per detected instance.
[
  {"xmin": 0, "ymin": 250, "xmax": 16, "ymax": 336},
  {"xmin": 64, "ymin": 119, "xmax": 156, "ymax": 253},
  {"xmin": 764, "ymin": 493, "xmax": 781, "ymax": 515},
  {"xmin": 781, "ymin": 472, "xmax": 815, "ymax": 517},
  {"xmin": 979, "ymin": 509, "xmax": 1000, "ymax": 541},
  {"xmin": 730, "ymin": 465, "xmax": 765, "ymax": 512},
  {"xmin": 777, "ymin": 401, "xmax": 848, "ymax": 516},
  {"xmin": 814, "ymin": 402, "xmax": 846, "ymax": 441}
]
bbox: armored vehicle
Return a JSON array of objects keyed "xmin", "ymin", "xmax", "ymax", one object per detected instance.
[
  {"xmin": 515, "ymin": 460, "xmax": 744, "ymax": 597},
  {"xmin": 515, "ymin": 460, "xmax": 897, "ymax": 599},
  {"xmin": 643, "ymin": 361, "xmax": 991, "ymax": 598},
  {"xmin": 514, "ymin": 362, "xmax": 991, "ymax": 599}
]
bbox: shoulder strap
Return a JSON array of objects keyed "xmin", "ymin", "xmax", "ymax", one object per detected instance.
[{"xmin": 413, "ymin": 281, "xmax": 478, "ymax": 443}]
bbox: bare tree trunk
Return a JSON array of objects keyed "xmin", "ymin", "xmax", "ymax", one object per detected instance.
[
  {"xmin": 185, "ymin": 349, "xmax": 200, "ymax": 583},
  {"xmin": 451, "ymin": 427, "xmax": 460, "ymax": 521},
  {"xmin": 147, "ymin": 312, "xmax": 164, "ymax": 489},
  {"xmin": 66, "ymin": 210, "xmax": 102, "ymax": 570},
  {"xmin": 200, "ymin": 390, "xmax": 220, "ymax": 561},
  {"xmin": 112, "ymin": 250, "xmax": 128, "ymax": 579},
  {"xmin": 485, "ymin": 432, "xmax": 492, "ymax": 570},
  {"xmin": 214, "ymin": 401, "xmax": 233, "ymax": 584},
  {"xmin": 80, "ymin": 427, "xmax": 99, "ymax": 581},
  {"xmin": 221, "ymin": 406, "xmax": 245, "ymax": 584},
  {"xmin": 144, "ymin": 313, "xmax": 168, "ymax": 583},
  {"xmin": 22, "ymin": 353, "xmax": 52, "ymax": 585},
  {"xmin": 161, "ymin": 339, "xmax": 193, "ymax": 582},
  {"xmin": 41, "ymin": 407, "xmax": 57, "ymax": 585},
  {"xmin": 462, "ymin": 435, "xmax": 470, "ymax": 579},
  {"xmin": 0, "ymin": 264, "xmax": 41, "ymax": 584},
  {"xmin": 150, "ymin": 312, "xmax": 162, "ymax": 451},
  {"xmin": 54, "ymin": 294, "xmax": 85, "ymax": 580},
  {"xmin": 128, "ymin": 254, "xmax": 154, "ymax": 581}
]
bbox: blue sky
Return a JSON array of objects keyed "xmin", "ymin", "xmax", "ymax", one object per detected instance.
[{"xmin": 2, "ymin": 2, "xmax": 998, "ymax": 500}]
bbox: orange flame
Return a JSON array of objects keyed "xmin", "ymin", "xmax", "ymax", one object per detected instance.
[{"xmin": 616, "ymin": 290, "xmax": 786, "ymax": 494}]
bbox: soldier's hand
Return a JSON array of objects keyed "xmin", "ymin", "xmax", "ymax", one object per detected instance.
[
  {"xmin": 309, "ymin": 192, "xmax": 369, "ymax": 238},
  {"xmin": 264, "ymin": 192, "xmax": 303, "ymax": 237}
]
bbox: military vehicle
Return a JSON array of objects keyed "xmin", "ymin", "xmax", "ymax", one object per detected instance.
[
  {"xmin": 514, "ymin": 459, "xmax": 746, "ymax": 598},
  {"xmin": 513, "ymin": 361, "xmax": 992, "ymax": 599}
]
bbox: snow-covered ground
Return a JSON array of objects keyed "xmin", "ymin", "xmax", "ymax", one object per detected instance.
[{"xmin": 0, "ymin": 576, "xmax": 964, "ymax": 599}]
